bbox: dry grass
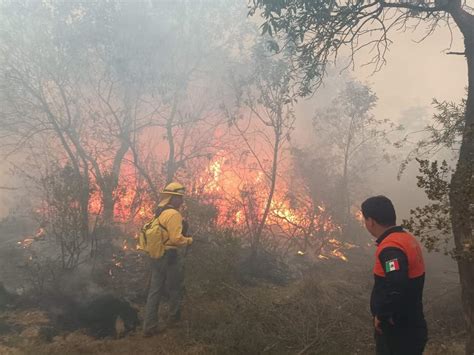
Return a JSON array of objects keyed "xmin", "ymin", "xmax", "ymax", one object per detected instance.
[{"xmin": 0, "ymin": 233, "xmax": 466, "ymax": 354}]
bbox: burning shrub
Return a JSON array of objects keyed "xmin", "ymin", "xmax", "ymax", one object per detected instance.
[
  {"xmin": 183, "ymin": 197, "xmax": 219, "ymax": 238},
  {"xmin": 22, "ymin": 256, "xmax": 61, "ymax": 297},
  {"xmin": 40, "ymin": 165, "xmax": 89, "ymax": 270}
]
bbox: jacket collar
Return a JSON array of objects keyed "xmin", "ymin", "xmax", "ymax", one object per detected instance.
[{"xmin": 376, "ymin": 226, "xmax": 404, "ymax": 245}]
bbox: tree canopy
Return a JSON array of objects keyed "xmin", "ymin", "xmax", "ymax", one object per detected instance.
[{"xmin": 250, "ymin": 0, "xmax": 471, "ymax": 95}]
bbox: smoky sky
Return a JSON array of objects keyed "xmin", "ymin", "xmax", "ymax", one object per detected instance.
[{"xmin": 0, "ymin": 3, "xmax": 468, "ymax": 219}]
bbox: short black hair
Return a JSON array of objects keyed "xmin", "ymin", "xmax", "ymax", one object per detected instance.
[{"xmin": 361, "ymin": 195, "xmax": 396, "ymax": 226}]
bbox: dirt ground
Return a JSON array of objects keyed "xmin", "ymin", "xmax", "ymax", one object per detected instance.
[
  {"xmin": 0, "ymin": 282, "xmax": 465, "ymax": 355},
  {"xmin": 0, "ymin": 224, "xmax": 466, "ymax": 355}
]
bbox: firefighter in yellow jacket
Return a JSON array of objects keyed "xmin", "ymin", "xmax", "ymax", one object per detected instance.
[{"xmin": 142, "ymin": 182, "xmax": 193, "ymax": 336}]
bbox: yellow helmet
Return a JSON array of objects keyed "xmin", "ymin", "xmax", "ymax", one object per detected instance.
[{"xmin": 160, "ymin": 182, "xmax": 186, "ymax": 197}]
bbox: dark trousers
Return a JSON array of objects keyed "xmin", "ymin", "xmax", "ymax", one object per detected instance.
[
  {"xmin": 143, "ymin": 249, "xmax": 184, "ymax": 332},
  {"xmin": 375, "ymin": 322, "xmax": 428, "ymax": 355}
]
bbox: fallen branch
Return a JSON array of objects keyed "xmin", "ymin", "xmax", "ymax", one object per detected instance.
[
  {"xmin": 297, "ymin": 337, "xmax": 320, "ymax": 355},
  {"xmin": 0, "ymin": 186, "xmax": 17, "ymax": 190}
]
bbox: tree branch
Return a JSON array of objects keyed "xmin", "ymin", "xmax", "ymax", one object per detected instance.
[{"xmin": 379, "ymin": 0, "xmax": 448, "ymax": 13}]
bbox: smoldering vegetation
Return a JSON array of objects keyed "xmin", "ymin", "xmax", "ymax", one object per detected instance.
[
  {"xmin": 0, "ymin": 0, "xmax": 466, "ymax": 354},
  {"xmin": 0, "ymin": 217, "xmax": 464, "ymax": 354}
]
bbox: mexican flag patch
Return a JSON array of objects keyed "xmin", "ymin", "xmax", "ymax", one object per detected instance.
[{"xmin": 385, "ymin": 259, "xmax": 400, "ymax": 273}]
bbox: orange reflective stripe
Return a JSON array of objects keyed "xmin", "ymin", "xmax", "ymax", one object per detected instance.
[{"xmin": 373, "ymin": 232, "xmax": 425, "ymax": 278}]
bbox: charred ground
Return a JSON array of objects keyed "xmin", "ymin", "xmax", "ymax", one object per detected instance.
[{"xmin": 0, "ymin": 220, "xmax": 464, "ymax": 355}]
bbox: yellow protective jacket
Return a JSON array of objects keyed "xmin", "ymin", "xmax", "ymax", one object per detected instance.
[
  {"xmin": 160, "ymin": 209, "xmax": 193, "ymax": 250},
  {"xmin": 139, "ymin": 208, "xmax": 192, "ymax": 259}
]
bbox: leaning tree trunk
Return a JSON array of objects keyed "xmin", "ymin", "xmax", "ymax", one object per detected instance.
[
  {"xmin": 102, "ymin": 187, "xmax": 115, "ymax": 225},
  {"xmin": 341, "ymin": 114, "xmax": 355, "ymax": 238},
  {"xmin": 165, "ymin": 95, "xmax": 180, "ymax": 184},
  {"xmin": 449, "ymin": 11, "xmax": 474, "ymax": 353},
  {"xmin": 101, "ymin": 139, "xmax": 130, "ymax": 225},
  {"xmin": 251, "ymin": 124, "xmax": 282, "ymax": 262}
]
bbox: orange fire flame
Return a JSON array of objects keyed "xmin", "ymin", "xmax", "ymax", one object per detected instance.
[
  {"xmin": 17, "ymin": 227, "xmax": 47, "ymax": 249},
  {"xmin": 193, "ymin": 153, "xmax": 351, "ymax": 261},
  {"xmin": 31, "ymin": 148, "xmax": 353, "ymax": 262}
]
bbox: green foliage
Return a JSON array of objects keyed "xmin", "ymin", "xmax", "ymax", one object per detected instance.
[
  {"xmin": 402, "ymin": 96, "xmax": 468, "ymax": 257},
  {"xmin": 429, "ymin": 98, "xmax": 466, "ymax": 148},
  {"xmin": 399, "ymin": 98, "xmax": 465, "ymax": 177},
  {"xmin": 312, "ymin": 80, "xmax": 402, "ymax": 231},
  {"xmin": 403, "ymin": 159, "xmax": 453, "ymax": 255},
  {"xmin": 250, "ymin": 0, "xmax": 453, "ymax": 95}
]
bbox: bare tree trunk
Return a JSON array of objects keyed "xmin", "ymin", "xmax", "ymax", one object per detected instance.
[
  {"xmin": 450, "ymin": 49, "xmax": 474, "ymax": 355},
  {"xmin": 165, "ymin": 97, "xmax": 179, "ymax": 184},
  {"xmin": 449, "ymin": 6, "xmax": 474, "ymax": 353},
  {"xmin": 102, "ymin": 187, "xmax": 115, "ymax": 225},
  {"xmin": 79, "ymin": 158, "xmax": 90, "ymax": 245},
  {"xmin": 341, "ymin": 115, "xmax": 355, "ymax": 235},
  {"xmin": 129, "ymin": 141, "xmax": 160, "ymax": 202},
  {"xmin": 166, "ymin": 119, "xmax": 177, "ymax": 184},
  {"xmin": 102, "ymin": 139, "xmax": 130, "ymax": 224},
  {"xmin": 253, "ymin": 125, "xmax": 281, "ymax": 259}
]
